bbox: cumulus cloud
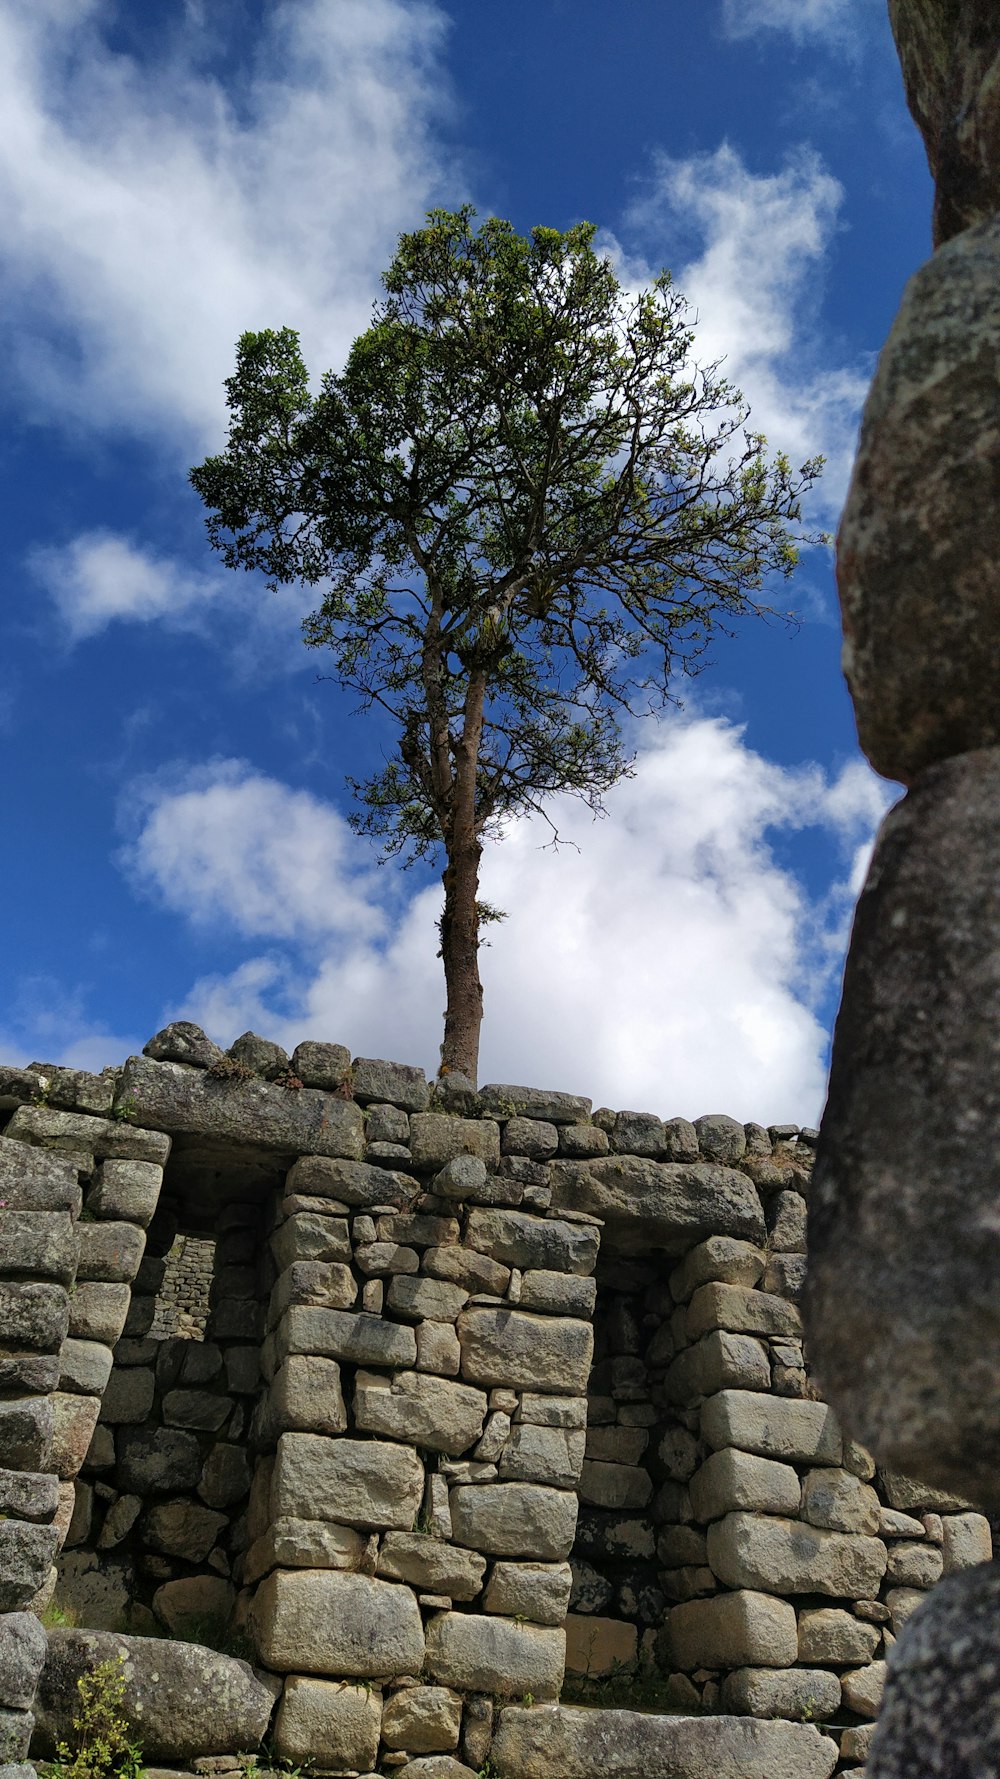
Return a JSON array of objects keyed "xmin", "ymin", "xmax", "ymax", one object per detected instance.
[
  {"xmin": 129, "ymin": 720, "xmax": 893, "ymax": 1124},
  {"xmin": 0, "ymin": 975, "xmax": 140, "ymax": 1074},
  {"xmin": 721, "ymin": 0, "xmax": 862, "ymax": 46},
  {"xmin": 622, "ymin": 143, "xmax": 871, "ymax": 525},
  {"xmin": 28, "ymin": 532, "xmax": 226, "ymax": 641},
  {"xmin": 0, "ymin": 0, "xmax": 453, "ymax": 453}
]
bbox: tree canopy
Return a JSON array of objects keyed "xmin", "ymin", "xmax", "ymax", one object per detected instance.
[{"xmin": 191, "ymin": 206, "xmax": 822, "ymax": 1081}]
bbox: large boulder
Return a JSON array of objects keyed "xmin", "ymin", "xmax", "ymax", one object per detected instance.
[
  {"xmin": 550, "ymin": 1157, "xmax": 765, "ymax": 1253},
  {"xmin": 867, "ymin": 1563, "xmax": 1000, "ymax": 1777},
  {"xmin": 32, "ymin": 1629, "xmax": 274, "ymax": 1762},
  {"xmin": 491, "ymin": 1705, "xmax": 838, "ymax": 1779},
  {"xmin": 806, "ymin": 751, "xmax": 1000, "ymax": 1506},
  {"xmin": 888, "ymin": 0, "xmax": 1000, "ymax": 245}
]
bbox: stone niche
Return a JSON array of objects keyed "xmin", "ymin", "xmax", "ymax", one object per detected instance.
[{"xmin": 0, "ymin": 1036, "xmax": 990, "ymax": 1779}]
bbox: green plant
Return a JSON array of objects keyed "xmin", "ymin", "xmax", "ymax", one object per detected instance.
[
  {"xmin": 476, "ymin": 1762, "xmax": 498, "ymax": 1779},
  {"xmin": 45, "ymin": 1655, "xmax": 143, "ymax": 1779},
  {"xmin": 40, "ymin": 1600, "xmax": 77, "ymax": 1630},
  {"xmin": 112, "ymin": 1097, "xmax": 138, "ymax": 1123},
  {"xmin": 206, "ymin": 1054, "xmax": 257, "ymax": 1084},
  {"xmin": 520, "ymin": 1690, "xmax": 534, "ymax": 1707}
]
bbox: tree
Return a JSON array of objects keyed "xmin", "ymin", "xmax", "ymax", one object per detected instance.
[{"xmin": 191, "ymin": 207, "xmax": 822, "ymax": 1084}]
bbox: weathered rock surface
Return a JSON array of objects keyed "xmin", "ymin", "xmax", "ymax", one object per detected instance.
[
  {"xmin": 0, "ymin": 1615, "xmax": 47, "ymax": 1711},
  {"xmin": 33, "ymin": 1629, "xmax": 273, "ymax": 1761},
  {"xmin": 867, "ymin": 1563, "xmax": 1000, "ymax": 1776},
  {"xmin": 458, "ymin": 1307, "xmax": 593, "ymax": 1395},
  {"xmin": 271, "ymin": 1432, "xmax": 423, "ymax": 1529},
  {"xmin": 354, "ymin": 1369, "xmax": 486, "ymax": 1455},
  {"xmin": 251, "ymin": 1569, "xmax": 425, "ymax": 1675},
  {"xmin": 701, "ymin": 1391, "xmax": 841, "ymax": 1466},
  {"xmin": 117, "ymin": 1055, "xmax": 364, "ymax": 1158},
  {"xmin": 664, "ymin": 1589, "xmax": 798, "ymax": 1670},
  {"xmin": 550, "ymin": 1156, "xmax": 764, "ymax": 1251},
  {"xmin": 888, "ymin": 0, "xmax": 1000, "ymax": 245},
  {"xmin": 837, "ymin": 233, "xmax": 1000, "ymax": 781},
  {"xmin": 807, "ymin": 751, "xmax": 1000, "ymax": 1506},
  {"xmin": 492, "ymin": 1705, "xmax": 839, "ymax": 1779},
  {"xmin": 464, "ymin": 1209, "xmax": 598, "ymax": 1276},
  {"xmin": 273, "ymin": 1677, "xmax": 381, "ymax": 1769},
  {"xmin": 424, "ymin": 1612, "xmax": 565, "ymax": 1699},
  {"xmin": 377, "ymin": 1532, "xmax": 486, "ymax": 1598},
  {"xmin": 450, "ymin": 1482, "xmax": 578, "ymax": 1560},
  {"xmin": 707, "ymin": 1511, "xmax": 887, "ymax": 1598},
  {"xmin": 381, "ymin": 1684, "xmax": 461, "ymax": 1753},
  {"xmin": 720, "ymin": 1665, "xmax": 841, "ymax": 1722}
]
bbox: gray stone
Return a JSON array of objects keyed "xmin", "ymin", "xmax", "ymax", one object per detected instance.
[
  {"xmin": 377, "ymin": 1532, "xmax": 486, "ymax": 1599},
  {"xmin": 687, "ymin": 1283, "xmax": 801, "ymax": 1341},
  {"xmin": 492, "ymin": 1705, "xmax": 839, "ymax": 1779},
  {"xmin": 0, "ymin": 1614, "xmax": 47, "ymax": 1711},
  {"xmin": 806, "ymin": 752, "xmax": 1000, "ymax": 1507},
  {"xmin": 483, "ymin": 1561, "xmax": 572, "ymax": 1625},
  {"xmin": 268, "ymin": 1259, "xmax": 357, "ymax": 1323},
  {"xmin": 450, "ymin": 1482, "xmax": 578, "ymax": 1560},
  {"xmin": 271, "ymin": 1431, "xmax": 423, "ymax": 1529},
  {"xmin": 274, "ymin": 1305, "xmax": 416, "ymax": 1369},
  {"xmin": 480, "ymin": 1084, "xmax": 591, "ymax": 1125},
  {"xmin": 885, "ymin": 1587, "xmax": 925, "ymax": 1636},
  {"xmin": 942, "ymin": 1511, "xmax": 993, "ymax": 1573},
  {"xmin": 117, "ymin": 1427, "xmax": 203, "ymax": 1494},
  {"xmin": 694, "ymin": 1115, "xmax": 747, "ymax": 1165},
  {"xmin": 690, "ymin": 1449, "xmax": 801, "ymax": 1523},
  {"xmin": 433, "ymin": 1154, "xmax": 489, "ymax": 1200},
  {"xmin": 502, "ymin": 1118, "xmax": 558, "ymax": 1161},
  {"xmin": 96, "ymin": 1494, "xmax": 142, "ymax": 1549},
  {"xmin": 416, "ymin": 1320, "xmax": 462, "ymax": 1375},
  {"xmin": 801, "ymin": 1468, "xmax": 881, "ymax": 1535},
  {"xmin": 558, "ymin": 1124, "xmax": 609, "ymax": 1159},
  {"xmin": 0, "ymin": 1281, "xmax": 68, "ymax": 1352},
  {"xmin": 251, "ymin": 1568, "xmax": 425, "ymax": 1676},
  {"xmin": 671, "ymin": 1237, "xmax": 766, "ymax": 1302},
  {"xmin": 269, "ymin": 1354, "xmax": 347, "ymax": 1436},
  {"xmin": 291, "ymin": 1041, "xmax": 351, "ymax": 1090},
  {"xmin": 274, "ymin": 1677, "xmax": 381, "ymax": 1769},
  {"xmin": 701, "ymin": 1391, "xmax": 842, "ymax": 1465},
  {"xmin": 0, "ymin": 1137, "xmax": 84, "ymax": 1213},
  {"xmin": 270, "ymin": 1212, "xmax": 352, "ymax": 1271},
  {"xmin": 0, "ymin": 1523, "xmax": 59, "ymax": 1611},
  {"xmin": 377, "ymin": 1212, "xmax": 461, "ymax": 1247},
  {"xmin": 423, "ymin": 1246, "xmax": 511, "ymax": 1296},
  {"xmin": 579, "ymin": 1460, "xmax": 652, "ymax": 1510},
  {"xmin": 400, "ymin": 1761, "xmax": 477, "ymax": 1779},
  {"xmin": 0, "ymin": 1712, "xmax": 32, "ymax": 1764},
  {"xmin": 518, "ymin": 1393, "xmax": 587, "ymax": 1428},
  {"xmin": 381, "ymin": 1684, "xmax": 461, "ymax": 1753},
  {"xmin": 116, "ymin": 1054, "xmax": 364, "ymax": 1158},
  {"xmin": 162, "ymin": 1389, "xmax": 230, "ymax": 1432},
  {"xmin": 88, "ymin": 1159, "xmax": 162, "ymax": 1228},
  {"xmin": 143, "ymin": 1022, "xmax": 222, "ymax": 1067},
  {"xmin": 665, "ymin": 1330, "xmax": 771, "ymax": 1403},
  {"xmin": 244, "ymin": 1517, "xmax": 364, "ymax": 1583},
  {"xmin": 550, "ymin": 1156, "xmax": 764, "ymax": 1251},
  {"xmin": 354, "ymin": 1369, "xmax": 487, "ymax": 1456},
  {"xmin": 51, "ymin": 1392, "xmax": 101, "ymax": 1480},
  {"xmin": 152, "ymin": 1575, "xmax": 235, "ymax": 1635},
  {"xmin": 798, "ymin": 1608, "xmax": 881, "ymax": 1666},
  {"xmin": 410, "ymin": 1114, "xmax": 500, "ymax": 1172},
  {"xmin": 226, "ymin": 1030, "xmax": 290, "ymax": 1077},
  {"xmin": 100, "ymin": 1366, "xmax": 155, "ymax": 1424},
  {"xmin": 519, "ymin": 1271, "xmax": 596, "ymax": 1316},
  {"xmin": 68, "ymin": 1283, "xmax": 132, "ymax": 1345},
  {"xmin": 585, "ymin": 1426, "xmax": 648, "ymax": 1465},
  {"xmin": 888, "ymin": 0, "xmax": 1000, "ymax": 245},
  {"xmin": 664, "ymin": 1588, "xmax": 798, "ymax": 1670},
  {"xmin": 5, "ymin": 1105, "xmax": 169, "ymax": 1165},
  {"xmin": 34, "ymin": 1628, "xmax": 273, "ymax": 1761},
  {"xmin": 76, "ymin": 1220, "xmax": 145, "ymax": 1283},
  {"xmin": 354, "ymin": 1239, "xmax": 419, "ymax": 1275},
  {"xmin": 59, "ymin": 1338, "xmax": 114, "ymax": 1397},
  {"xmin": 611, "ymin": 1111, "xmax": 666, "ymax": 1157},
  {"xmin": 143, "ymin": 1498, "xmax": 227, "ymax": 1561},
  {"xmin": 465, "ymin": 1208, "xmax": 597, "ymax": 1275},
  {"xmin": 500, "ymin": 1424, "xmax": 585, "ymax": 1488},
  {"xmin": 458, "ymin": 1307, "xmax": 593, "ymax": 1394},
  {"xmin": 424, "ymin": 1611, "xmax": 564, "ymax": 1698},
  {"xmin": 768, "ymin": 1190, "xmax": 808, "ymax": 1253},
  {"xmin": 0, "ymin": 1211, "xmax": 77, "ymax": 1283},
  {"xmin": 0, "ymin": 1467, "xmax": 58, "ymax": 1523},
  {"xmin": 352, "ymin": 1056, "xmax": 429, "ymax": 1109},
  {"xmin": 886, "ymin": 1540, "xmax": 944, "ymax": 1589},
  {"xmin": 386, "ymin": 1274, "xmax": 470, "ymax": 1322},
  {"xmin": 283, "ymin": 1153, "xmax": 414, "ymax": 1207},
  {"xmin": 707, "ymin": 1512, "xmax": 887, "ymax": 1598},
  {"xmin": 569, "ymin": 1559, "xmax": 614, "ymax": 1615},
  {"xmin": 0, "ymin": 1399, "xmax": 51, "ymax": 1473},
  {"xmin": 841, "ymin": 1660, "xmax": 886, "ymax": 1719},
  {"xmin": 0, "ymin": 1355, "xmax": 59, "ymax": 1394},
  {"xmin": 720, "ymin": 1665, "xmax": 841, "ymax": 1721}
]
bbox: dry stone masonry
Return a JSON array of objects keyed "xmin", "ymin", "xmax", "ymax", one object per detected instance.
[
  {"xmin": 805, "ymin": 5, "xmax": 1000, "ymax": 1774},
  {"xmin": 0, "ymin": 1031, "xmax": 990, "ymax": 1778}
]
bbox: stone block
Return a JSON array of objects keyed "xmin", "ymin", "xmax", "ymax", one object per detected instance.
[
  {"xmin": 449, "ymin": 1482, "xmax": 577, "ymax": 1560},
  {"xmin": 354, "ymin": 1240, "xmax": 419, "ymax": 1275},
  {"xmin": 377, "ymin": 1532, "xmax": 486, "ymax": 1598},
  {"xmin": 689, "ymin": 1448, "xmax": 801, "ymax": 1523},
  {"xmin": 701, "ymin": 1391, "xmax": 842, "ymax": 1465},
  {"xmin": 270, "ymin": 1213, "xmax": 352, "ymax": 1272},
  {"xmin": 458, "ymin": 1307, "xmax": 593, "ymax": 1394},
  {"xmin": 573, "ymin": 1511, "xmax": 655, "ymax": 1563},
  {"xmin": 840, "ymin": 1660, "xmax": 885, "ymax": 1719},
  {"xmin": 0, "ymin": 1211, "xmax": 77, "ymax": 1283},
  {"xmin": 268, "ymin": 1261, "xmax": 357, "ymax": 1324},
  {"xmin": 942, "ymin": 1512, "xmax": 993, "ymax": 1573},
  {"xmin": 424, "ymin": 1611, "xmax": 564, "ymax": 1699},
  {"xmin": 274, "ymin": 1677, "xmax": 381, "ymax": 1770},
  {"xmin": 251, "ymin": 1568, "xmax": 425, "ymax": 1676},
  {"xmin": 801, "ymin": 1468, "xmax": 880, "ymax": 1534},
  {"xmin": 88, "ymin": 1160, "xmax": 162, "ymax": 1227},
  {"xmin": 58, "ymin": 1338, "xmax": 114, "ymax": 1397},
  {"xmin": 551, "ymin": 1155, "xmax": 764, "ymax": 1251},
  {"xmin": 116, "ymin": 1054, "xmax": 365, "ymax": 1158},
  {"xmin": 0, "ymin": 1709, "xmax": 33, "ymax": 1763},
  {"xmin": 152, "ymin": 1575, "xmax": 235, "ymax": 1636},
  {"xmin": 0, "ymin": 1613, "xmax": 47, "ymax": 1712},
  {"xmin": 687, "ymin": 1283, "xmax": 801, "ymax": 1342},
  {"xmin": 352, "ymin": 1056, "xmax": 429, "ymax": 1109},
  {"xmin": 491, "ymin": 1706, "xmax": 840, "ymax": 1779},
  {"xmin": 381, "ymin": 1684, "xmax": 461, "ymax": 1753},
  {"xmin": 0, "ymin": 1281, "xmax": 68, "ymax": 1352},
  {"xmin": 0, "ymin": 1353, "xmax": 59, "ymax": 1394},
  {"xmin": 142, "ymin": 1499, "xmax": 227, "ymax": 1561},
  {"xmin": 578, "ymin": 1461, "xmax": 651, "ymax": 1510},
  {"xmin": 483, "ymin": 1560, "xmax": 572, "ymax": 1625},
  {"xmin": 67, "ymin": 1282, "xmax": 130, "ymax": 1346},
  {"xmin": 886, "ymin": 1539, "xmax": 944, "ymax": 1588},
  {"xmin": 0, "ymin": 1522, "xmax": 59, "ymax": 1612},
  {"xmin": 797, "ymin": 1608, "xmax": 880, "ymax": 1665},
  {"xmin": 143, "ymin": 1021, "xmax": 222, "ymax": 1067},
  {"xmin": 243, "ymin": 1517, "xmax": 364, "ymax": 1584},
  {"xmin": 670, "ymin": 1237, "xmax": 766, "ymax": 1302},
  {"xmin": 0, "ymin": 1399, "xmax": 51, "ymax": 1473},
  {"xmin": 386, "ymin": 1275, "xmax": 470, "ymax": 1322},
  {"xmin": 666, "ymin": 1331, "xmax": 771, "ymax": 1405},
  {"xmin": 422, "ymin": 1246, "xmax": 511, "ymax": 1296},
  {"xmin": 49, "ymin": 1394, "xmax": 100, "ymax": 1480},
  {"xmin": 409, "ymin": 1114, "xmax": 500, "ymax": 1172},
  {"xmin": 162, "ymin": 1389, "xmax": 230, "ymax": 1432},
  {"xmin": 585, "ymin": 1426, "xmax": 649, "ymax": 1465},
  {"xmin": 720, "ymin": 1666, "xmax": 841, "ymax": 1721},
  {"xmin": 377, "ymin": 1212, "xmax": 461, "ymax": 1247},
  {"xmin": 0, "ymin": 1136, "xmax": 85, "ymax": 1213},
  {"xmin": 6, "ymin": 1104, "xmax": 169, "ymax": 1164},
  {"xmin": 480, "ymin": 1083, "xmax": 591, "ymax": 1124},
  {"xmin": 285, "ymin": 1153, "xmax": 415, "ymax": 1208},
  {"xmin": 464, "ymin": 1208, "xmax": 598, "ymax": 1276},
  {"xmin": 290, "ymin": 1041, "xmax": 351, "ymax": 1090},
  {"xmin": 271, "ymin": 1432, "xmax": 423, "ymax": 1529},
  {"xmin": 416, "ymin": 1320, "xmax": 462, "ymax": 1375},
  {"xmin": 269, "ymin": 1355, "xmax": 347, "ymax": 1435},
  {"xmin": 0, "ymin": 1467, "xmax": 59, "ymax": 1522},
  {"xmin": 518, "ymin": 1393, "xmax": 587, "ymax": 1427},
  {"xmin": 99, "ymin": 1367, "xmax": 155, "ymax": 1425},
  {"xmin": 664, "ymin": 1588, "xmax": 798, "ymax": 1670},
  {"xmin": 274, "ymin": 1305, "xmax": 416, "ymax": 1369},
  {"xmin": 707, "ymin": 1512, "xmax": 887, "ymax": 1598},
  {"xmin": 503, "ymin": 1116, "xmax": 559, "ymax": 1160},
  {"xmin": 354, "ymin": 1369, "xmax": 487, "ymax": 1456},
  {"xmin": 75, "ymin": 1221, "xmax": 146, "ymax": 1283},
  {"xmin": 519, "ymin": 1271, "xmax": 596, "ymax": 1316},
  {"xmin": 500, "ymin": 1425, "xmax": 585, "ymax": 1489},
  {"xmin": 564, "ymin": 1615, "xmax": 637, "ymax": 1677},
  {"xmin": 116, "ymin": 1427, "xmax": 203, "ymax": 1494}
]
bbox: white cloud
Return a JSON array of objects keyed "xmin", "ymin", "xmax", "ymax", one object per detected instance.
[
  {"xmin": 621, "ymin": 143, "xmax": 871, "ymax": 526},
  {"xmin": 131, "ymin": 719, "xmax": 893, "ymax": 1124},
  {"xmin": 28, "ymin": 531, "xmax": 225, "ymax": 641},
  {"xmin": 0, "ymin": 0, "xmax": 453, "ymax": 454},
  {"xmin": 721, "ymin": 0, "xmax": 861, "ymax": 46},
  {"xmin": 121, "ymin": 761, "xmax": 387, "ymax": 944},
  {"xmin": 0, "ymin": 975, "xmax": 140, "ymax": 1073}
]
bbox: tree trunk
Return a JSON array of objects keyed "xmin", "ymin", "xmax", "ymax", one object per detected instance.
[{"xmin": 438, "ymin": 668, "xmax": 487, "ymax": 1084}]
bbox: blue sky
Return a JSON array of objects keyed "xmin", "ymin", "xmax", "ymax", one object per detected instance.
[{"xmin": 0, "ymin": 0, "xmax": 929, "ymax": 1119}]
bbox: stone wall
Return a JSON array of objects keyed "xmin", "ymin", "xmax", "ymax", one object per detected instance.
[
  {"xmin": 149, "ymin": 1234, "xmax": 216, "ymax": 1341},
  {"xmin": 0, "ymin": 1034, "xmax": 991, "ymax": 1778}
]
